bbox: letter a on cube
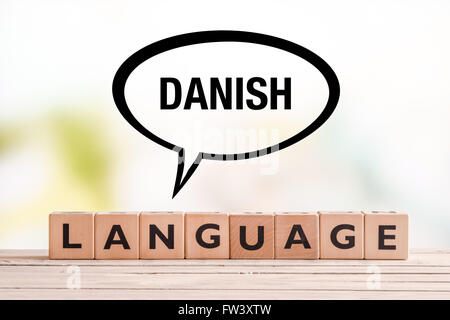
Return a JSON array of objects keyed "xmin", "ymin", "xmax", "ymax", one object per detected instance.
[
  {"xmin": 95, "ymin": 212, "xmax": 139, "ymax": 259},
  {"xmin": 275, "ymin": 212, "xmax": 319, "ymax": 259}
]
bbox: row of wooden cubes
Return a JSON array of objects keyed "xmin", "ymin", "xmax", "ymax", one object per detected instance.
[{"xmin": 49, "ymin": 211, "xmax": 408, "ymax": 260}]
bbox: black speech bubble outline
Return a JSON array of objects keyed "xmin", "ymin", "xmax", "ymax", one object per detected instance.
[{"xmin": 112, "ymin": 30, "xmax": 340, "ymax": 198}]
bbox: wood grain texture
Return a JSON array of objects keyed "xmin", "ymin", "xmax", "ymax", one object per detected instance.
[
  {"xmin": 139, "ymin": 212, "xmax": 184, "ymax": 259},
  {"xmin": 274, "ymin": 212, "xmax": 319, "ymax": 259},
  {"xmin": 95, "ymin": 212, "xmax": 139, "ymax": 260},
  {"xmin": 364, "ymin": 211, "xmax": 408, "ymax": 260},
  {"xmin": 185, "ymin": 213, "xmax": 229, "ymax": 259},
  {"xmin": 1, "ymin": 249, "xmax": 449, "ymax": 299},
  {"xmin": 319, "ymin": 211, "xmax": 364, "ymax": 259},
  {"xmin": 230, "ymin": 213, "xmax": 274, "ymax": 259},
  {"xmin": 49, "ymin": 212, "xmax": 94, "ymax": 260}
]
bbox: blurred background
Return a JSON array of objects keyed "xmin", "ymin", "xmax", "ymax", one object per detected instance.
[{"xmin": 1, "ymin": 0, "xmax": 449, "ymax": 249}]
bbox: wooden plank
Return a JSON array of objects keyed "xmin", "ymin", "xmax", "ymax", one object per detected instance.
[
  {"xmin": 2, "ymin": 250, "xmax": 450, "ymax": 266},
  {"xmin": 2, "ymin": 257, "xmax": 450, "ymax": 267},
  {"xmin": 2, "ymin": 265, "xmax": 450, "ymax": 274},
  {"xmin": 2, "ymin": 267, "xmax": 450, "ymax": 281},
  {"xmin": 1, "ymin": 249, "xmax": 449, "ymax": 300},
  {"xmin": 1, "ymin": 288, "xmax": 450, "ymax": 300},
  {"xmin": 1, "ymin": 272, "xmax": 450, "ymax": 290}
]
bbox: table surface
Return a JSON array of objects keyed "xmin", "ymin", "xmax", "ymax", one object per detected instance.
[{"xmin": 1, "ymin": 249, "xmax": 449, "ymax": 299}]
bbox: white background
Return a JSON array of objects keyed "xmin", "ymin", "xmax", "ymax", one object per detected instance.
[{"xmin": 1, "ymin": 0, "xmax": 450, "ymax": 248}]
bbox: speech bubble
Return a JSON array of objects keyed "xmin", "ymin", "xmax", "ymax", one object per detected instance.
[{"xmin": 112, "ymin": 30, "xmax": 340, "ymax": 198}]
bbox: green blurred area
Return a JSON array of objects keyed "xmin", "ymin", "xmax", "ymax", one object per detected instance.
[
  {"xmin": 0, "ymin": 108, "xmax": 115, "ymax": 229},
  {"xmin": 0, "ymin": 125, "xmax": 22, "ymax": 155},
  {"xmin": 47, "ymin": 111, "xmax": 112, "ymax": 207}
]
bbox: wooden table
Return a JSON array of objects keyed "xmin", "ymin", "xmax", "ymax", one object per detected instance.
[{"xmin": 1, "ymin": 249, "xmax": 449, "ymax": 299}]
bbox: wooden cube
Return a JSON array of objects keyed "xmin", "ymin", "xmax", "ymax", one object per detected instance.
[
  {"xmin": 230, "ymin": 213, "xmax": 274, "ymax": 259},
  {"xmin": 95, "ymin": 212, "xmax": 139, "ymax": 259},
  {"xmin": 185, "ymin": 213, "xmax": 229, "ymax": 259},
  {"xmin": 49, "ymin": 212, "xmax": 94, "ymax": 259},
  {"xmin": 140, "ymin": 212, "xmax": 184, "ymax": 259},
  {"xmin": 364, "ymin": 211, "xmax": 408, "ymax": 260},
  {"xmin": 275, "ymin": 212, "xmax": 319, "ymax": 259},
  {"xmin": 319, "ymin": 211, "xmax": 364, "ymax": 259}
]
